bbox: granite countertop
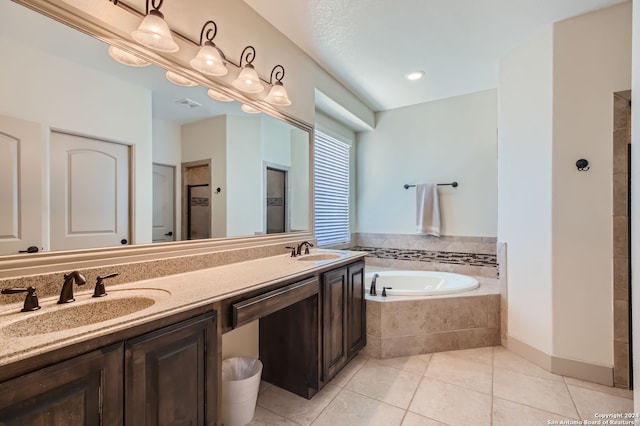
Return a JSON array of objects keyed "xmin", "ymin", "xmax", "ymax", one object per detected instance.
[{"xmin": 0, "ymin": 249, "xmax": 365, "ymax": 368}]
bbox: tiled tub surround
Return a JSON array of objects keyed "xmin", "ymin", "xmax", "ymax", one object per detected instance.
[
  {"xmin": 351, "ymin": 233, "xmax": 497, "ymax": 278},
  {"xmin": 353, "ymin": 246, "xmax": 497, "ymax": 278},
  {"xmin": 364, "ymin": 266, "xmax": 500, "ymax": 359}
]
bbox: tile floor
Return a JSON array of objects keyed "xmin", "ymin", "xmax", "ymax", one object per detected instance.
[{"xmin": 248, "ymin": 346, "xmax": 634, "ymax": 426}]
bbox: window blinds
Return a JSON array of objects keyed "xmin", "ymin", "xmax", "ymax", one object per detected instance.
[{"xmin": 314, "ymin": 131, "xmax": 350, "ymax": 246}]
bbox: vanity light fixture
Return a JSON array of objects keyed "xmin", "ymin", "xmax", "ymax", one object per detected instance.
[
  {"xmin": 108, "ymin": 45, "xmax": 151, "ymax": 67},
  {"xmin": 190, "ymin": 21, "xmax": 228, "ymax": 76},
  {"xmin": 131, "ymin": 0, "xmax": 179, "ymax": 53},
  {"xmin": 241, "ymin": 103, "xmax": 261, "ymax": 114},
  {"xmin": 207, "ymin": 88, "xmax": 234, "ymax": 102},
  {"xmin": 232, "ymin": 46, "xmax": 265, "ymax": 94},
  {"xmin": 165, "ymin": 70, "xmax": 198, "ymax": 87},
  {"xmin": 264, "ymin": 65, "xmax": 292, "ymax": 106}
]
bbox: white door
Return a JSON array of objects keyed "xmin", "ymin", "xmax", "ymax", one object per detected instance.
[
  {"xmin": 0, "ymin": 114, "xmax": 43, "ymax": 255},
  {"xmin": 50, "ymin": 132, "xmax": 129, "ymax": 251},
  {"xmin": 152, "ymin": 164, "xmax": 175, "ymax": 243}
]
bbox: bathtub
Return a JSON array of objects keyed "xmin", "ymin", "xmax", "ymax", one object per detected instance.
[{"xmin": 365, "ymin": 270, "xmax": 479, "ymax": 296}]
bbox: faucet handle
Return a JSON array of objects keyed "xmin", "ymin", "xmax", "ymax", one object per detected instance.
[
  {"xmin": 285, "ymin": 246, "xmax": 297, "ymax": 257},
  {"xmin": 303, "ymin": 241, "xmax": 314, "ymax": 255},
  {"xmin": 93, "ymin": 273, "xmax": 118, "ymax": 298},
  {"xmin": 381, "ymin": 287, "xmax": 393, "ymax": 297},
  {"xmin": 1, "ymin": 287, "xmax": 41, "ymax": 312}
]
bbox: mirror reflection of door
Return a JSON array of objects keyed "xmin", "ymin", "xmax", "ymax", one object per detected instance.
[
  {"xmin": 0, "ymin": 114, "xmax": 43, "ymax": 255},
  {"xmin": 187, "ymin": 184, "xmax": 210, "ymax": 240},
  {"xmin": 266, "ymin": 167, "xmax": 287, "ymax": 234},
  {"xmin": 49, "ymin": 131, "xmax": 129, "ymax": 251},
  {"xmin": 182, "ymin": 161, "xmax": 211, "ymax": 240},
  {"xmin": 152, "ymin": 164, "xmax": 175, "ymax": 243}
]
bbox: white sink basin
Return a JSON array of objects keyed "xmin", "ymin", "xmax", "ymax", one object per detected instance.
[{"xmin": 297, "ymin": 253, "xmax": 341, "ymax": 262}]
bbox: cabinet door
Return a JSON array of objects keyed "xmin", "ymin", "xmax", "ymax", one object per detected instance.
[
  {"xmin": 125, "ymin": 312, "xmax": 217, "ymax": 426},
  {"xmin": 0, "ymin": 343, "xmax": 123, "ymax": 426},
  {"xmin": 322, "ymin": 267, "xmax": 348, "ymax": 381},
  {"xmin": 347, "ymin": 261, "xmax": 366, "ymax": 358}
]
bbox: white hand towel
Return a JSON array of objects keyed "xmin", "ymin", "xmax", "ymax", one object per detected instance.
[{"xmin": 416, "ymin": 183, "xmax": 440, "ymax": 236}]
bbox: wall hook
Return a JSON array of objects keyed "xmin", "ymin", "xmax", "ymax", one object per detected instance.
[{"xmin": 576, "ymin": 159, "xmax": 590, "ymax": 171}]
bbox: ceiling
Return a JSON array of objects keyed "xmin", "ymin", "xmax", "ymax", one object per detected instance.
[{"xmin": 244, "ymin": 0, "xmax": 627, "ymax": 112}]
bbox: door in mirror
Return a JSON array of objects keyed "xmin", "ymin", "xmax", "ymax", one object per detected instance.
[{"xmin": 49, "ymin": 132, "xmax": 130, "ymax": 251}]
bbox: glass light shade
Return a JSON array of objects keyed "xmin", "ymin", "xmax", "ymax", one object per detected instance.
[
  {"xmin": 264, "ymin": 82, "xmax": 292, "ymax": 106},
  {"xmin": 241, "ymin": 104, "xmax": 261, "ymax": 114},
  {"xmin": 207, "ymin": 88, "xmax": 234, "ymax": 102},
  {"xmin": 131, "ymin": 10, "xmax": 179, "ymax": 53},
  {"xmin": 108, "ymin": 46, "xmax": 151, "ymax": 67},
  {"xmin": 190, "ymin": 43, "xmax": 228, "ymax": 76},
  {"xmin": 166, "ymin": 71, "xmax": 198, "ymax": 87},
  {"xmin": 232, "ymin": 65, "xmax": 265, "ymax": 94}
]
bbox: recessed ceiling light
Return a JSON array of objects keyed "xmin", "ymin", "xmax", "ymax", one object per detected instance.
[{"xmin": 406, "ymin": 70, "xmax": 425, "ymax": 81}]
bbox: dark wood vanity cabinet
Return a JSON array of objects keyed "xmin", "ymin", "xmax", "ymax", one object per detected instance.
[
  {"xmin": 322, "ymin": 261, "xmax": 366, "ymax": 382},
  {"xmin": 125, "ymin": 312, "xmax": 218, "ymax": 426},
  {"xmin": 346, "ymin": 261, "xmax": 366, "ymax": 358},
  {"xmin": 256, "ymin": 258, "xmax": 366, "ymax": 398},
  {"xmin": 0, "ymin": 343, "xmax": 124, "ymax": 426},
  {"xmin": 0, "ymin": 311, "xmax": 218, "ymax": 426}
]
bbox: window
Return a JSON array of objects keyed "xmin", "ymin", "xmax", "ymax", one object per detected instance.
[{"xmin": 314, "ymin": 130, "xmax": 350, "ymax": 246}]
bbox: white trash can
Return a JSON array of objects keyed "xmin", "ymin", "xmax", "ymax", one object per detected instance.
[{"xmin": 221, "ymin": 357, "xmax": 263, "ymax": 426}]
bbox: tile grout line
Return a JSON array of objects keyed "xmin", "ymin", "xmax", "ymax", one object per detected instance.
[
  {"xmin": 255, "ymin": 387, "xmax": 306, "ymax": 426},
  {"xmin": 308, "ymin": 356, "xmax": 370, "ymax": 425},
  {"xmin": 563, "ymin": 375, "xmax": 584, "ymax": 421},
  {"xmin": 490, "ymin": 345, "xmax": 495, "ymax": 425}
]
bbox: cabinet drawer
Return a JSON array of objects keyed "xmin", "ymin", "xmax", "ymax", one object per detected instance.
[{"xmin": 233, "ymin": 277, "xmax": 319, "ymax": 328}]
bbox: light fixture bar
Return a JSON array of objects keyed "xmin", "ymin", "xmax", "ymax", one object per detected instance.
[{"xmin": 108, "ymin": 0, "xmax": 292, "ymax": 106}]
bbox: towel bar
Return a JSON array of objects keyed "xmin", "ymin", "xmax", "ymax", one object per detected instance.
[{"xmin": 404, "ymin": 182, "xmax": 458, "ymax": 189}]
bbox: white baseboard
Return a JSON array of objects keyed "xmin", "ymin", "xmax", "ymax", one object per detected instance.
[{"xmin": 506, "ymin": 335, "xmax": 613, "ymax": 386}]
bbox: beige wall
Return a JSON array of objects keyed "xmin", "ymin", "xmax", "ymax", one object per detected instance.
[
  {"xmin": 226, "ymin": 116, "xmax": 263, "ymax": 236},
  {"xmin": 181, "ymin": 116, "xmax": 227, "ymax": 238},
  {"xmin": 552, "ymin": 2, "xmax": 632, "ymax": 366},
  {"xmin": 498, "ymin": 28, "xmax": 555, "ymax": 354},
  {"xmin": 499, "ymin": 2, "xmax": 632, "ymax": 369},
  {"xmin": 356, "ymin": 89, "xmax": 498, "ymax": 237}
]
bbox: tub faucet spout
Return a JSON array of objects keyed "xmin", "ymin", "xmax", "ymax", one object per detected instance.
[{"xmin": 369, "ymin": 273, "xmax": 379, "ymax": 296}]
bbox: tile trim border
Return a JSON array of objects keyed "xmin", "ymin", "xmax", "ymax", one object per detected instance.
[{"xmin": 506, "ymin": 335, "xmax": 613, "ymax": 386}]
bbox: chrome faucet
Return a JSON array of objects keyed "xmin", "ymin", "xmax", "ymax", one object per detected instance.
[
  {"xmin": 296, "ymin": 241, "xmax": 314, "ymax": 256},
  {"xmin": 369, "ymin": 273, "xmax": 379, "ymax": 296},
  {"xmin": 58, "ymin": 271, "xmax": 87, "ymax": 304}
]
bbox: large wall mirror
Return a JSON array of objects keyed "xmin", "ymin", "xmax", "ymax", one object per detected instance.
[{"xmin": 0, "ymin": 0, "xmax": 312, "ymax": 260}]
